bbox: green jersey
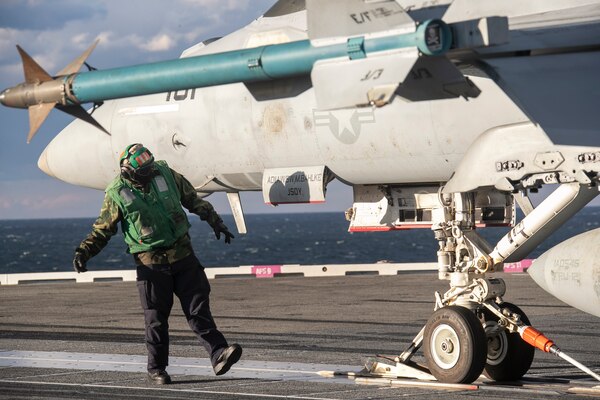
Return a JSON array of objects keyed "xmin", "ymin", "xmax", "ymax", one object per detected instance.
[{"xmin": 77, "ymin": 162, "xmax": 223, "ymax": 265}]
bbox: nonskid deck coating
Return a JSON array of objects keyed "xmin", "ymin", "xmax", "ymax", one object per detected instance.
[{"xmin": 0, "ymin": 271, "xmax": 599, "ymax": 399}]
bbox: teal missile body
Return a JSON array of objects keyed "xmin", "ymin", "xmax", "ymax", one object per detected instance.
[
  {"xmin": 72, "ymin": 20, "xmax": 450, "ymax": 103},
  {"xmin": 0, "ymin": 20, "xmax": 451, "ymax": 109}
]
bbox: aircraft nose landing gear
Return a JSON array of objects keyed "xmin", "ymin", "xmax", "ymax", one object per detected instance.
[{"xmin": 364, "ymin": 183, "xmax": 600, "ymax": 384}]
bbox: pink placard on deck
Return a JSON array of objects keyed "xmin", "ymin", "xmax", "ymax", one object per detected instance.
[
  {"xmin": 252, "ymin": 265, "xmax": 282, "ymax": 278},
  {"xmin": 503, "ymin": 259, "xmax": 533, "ymax": 273}
]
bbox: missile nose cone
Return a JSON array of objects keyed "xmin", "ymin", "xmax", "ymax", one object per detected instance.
[
  {"xmin": 37, "ymin": 147, "xmax": 55, "ymax": 178},
  {"xmin": 528, "ymin": 228, "xmax": 600, "ymax": 318},
  {"xmin": 0, "ymin": 89, "xmax": 6, "ymax": 106},
  {"xmin": 527, "ymin": 257, "xmax": 550, "ymax": 292}
]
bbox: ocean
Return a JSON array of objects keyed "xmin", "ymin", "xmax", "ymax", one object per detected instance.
[{"xmin": 1, "ymin": 209, "xmax": 600, "ymax": 274}]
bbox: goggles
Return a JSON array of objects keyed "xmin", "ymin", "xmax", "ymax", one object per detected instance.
[{"xmin": 119, "ymin": 143, "xmax": 154, "ymax": 169}]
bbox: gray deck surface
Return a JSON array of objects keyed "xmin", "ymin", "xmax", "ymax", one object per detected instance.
[{"xmin": 1, "ymin": 271, "xmax": 599, "ymax": 399}]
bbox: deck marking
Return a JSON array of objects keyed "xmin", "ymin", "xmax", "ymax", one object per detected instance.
[
  {"xmin": 0, "ymin": 350, "xmax": 358, "ymax": 384},
  {"xmin": 1, "ymin": 350, "xmax": 598, "ymax": 396},
  {"xmin": 0, "ymin": 379, "xmax": 344, "ymax": 400}
]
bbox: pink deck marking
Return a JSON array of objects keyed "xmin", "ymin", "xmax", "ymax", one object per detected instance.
[
  {"xmin": 252, "ymin": 265, "xmax": 282, "ymax": 278},
  {"xmin": 504, "ymin": 259, "xmax": 533, "ymax": 273}
]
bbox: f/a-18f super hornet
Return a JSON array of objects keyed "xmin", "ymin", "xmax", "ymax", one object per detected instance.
[{"xmin": 2, "ymin": 0, "xmax": 600, "ymax": 385}]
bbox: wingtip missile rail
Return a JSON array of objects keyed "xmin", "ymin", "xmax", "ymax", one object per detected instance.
[{"xmin": 0, "ymin": 19, "xmax": 452, "ymax": 142}]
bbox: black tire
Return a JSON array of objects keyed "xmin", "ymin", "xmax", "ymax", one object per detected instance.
[
  {"xmin": 423, "ymin": 306, "xmax": 487, "ymax": 384},
  {"xmin": 483, "ymin": 302, "xmax": 535, "ymax": 381}
]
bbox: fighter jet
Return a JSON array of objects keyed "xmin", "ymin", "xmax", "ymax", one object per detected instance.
[{"xmin": 2, "ymin": 0, "xmax": 600, "ymax": 385}]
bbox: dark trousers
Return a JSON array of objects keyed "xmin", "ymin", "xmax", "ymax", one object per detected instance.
[{"xmin": 136, "ymin": 254, "xmax": 228, "ymax": 372}]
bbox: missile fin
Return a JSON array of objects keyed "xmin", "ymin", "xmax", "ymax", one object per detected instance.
[
  {"xmin": 57, "ymin": 40, "xmax": 99, "ymax": 76},
  {"xmin": 17, "ymin": 41, "xmax": 101, "ymax": 143},
  {"xmin": 16, "ymin": 45, "xmax": 52, "ymax": 84},
  {"xmin": 395, "ymin": 57, "xmax": 481, "ymax": 102},
  {"xmin": 56, "ymin": 104, "xmax": 110, "ymax": 136},
  {"xmin": 306, "ymin": 0, "xmax": 414, "ymax": 42},
  {"xmin": 27, "ymin": 103, "xmax": 56, "ymax": 143},
  {"xmin": 312, "ymin": 47, "xmax": 418, "ymax": 110}
]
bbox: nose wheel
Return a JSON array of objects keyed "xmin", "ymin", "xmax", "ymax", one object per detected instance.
[
  {"xmin": 483, "ymin": 303, "xmax": 535, "ymax": 381},
  {"xmin": 363, "ymin": 184, "xmax": 599, "ymax": 385},
  {"xmin": 423, "ymin": 306, "xmax": 487, "ymax": 383}
]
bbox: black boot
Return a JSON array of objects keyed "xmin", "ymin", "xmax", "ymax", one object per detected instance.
[
  {"xmin": 213, "ymin": 344, "xmax": 242, "ymax": 376},
  {"xmin": 148, "ymin": 370, "xmax": 171, "ymax": 384}
]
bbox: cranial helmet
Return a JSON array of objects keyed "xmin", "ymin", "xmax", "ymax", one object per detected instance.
[{"xmin": 119, "ymin": 143, "xmax": 155, "ymax": 183}]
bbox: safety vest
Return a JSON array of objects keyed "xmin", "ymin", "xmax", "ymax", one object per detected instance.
[{"xmin": 106, "ymin": 160, "xmax": 191, "ymax": 253}]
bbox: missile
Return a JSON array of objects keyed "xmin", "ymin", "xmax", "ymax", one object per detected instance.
[
  {"xmin": 0, "ymin": 19, "xmax": 452, "ymax": 142},
  {"xmin": 1, "ymin": 41, "xmax": 109, "ymax": 143},
  {"xmin": 528, "ymin": 227, "xmax": 600, "ymax": 318}
]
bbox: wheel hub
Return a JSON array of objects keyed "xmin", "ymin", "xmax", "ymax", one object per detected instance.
[
  {"xmin": 431, "ymin": 324, "xmax": 461, "ymax": 369},
  {"xmin": 441, "ymin": 338, "xmax": 454, "ymax": 353},
  {"xmin": 485, "ymin": 321, "xmax": 508, "ymax": 366}
]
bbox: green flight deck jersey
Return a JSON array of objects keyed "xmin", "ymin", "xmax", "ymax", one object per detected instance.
[{"xmin": 77, "ymin": 161, "xmax": 223, "ymax": 265}]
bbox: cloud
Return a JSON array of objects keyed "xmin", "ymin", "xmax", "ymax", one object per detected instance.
[
  {"xmin": 71, "ymin": 32, "xmax": 90, "ymax": 47},
  {"xmin": 0, "ymin": 27, "xmax": 19, "ymax": 57},
  {"xmin": 180, "ymin": 0, "xmax": 250, "ymax": 10},
  {"xmin": 0, "ymin": 63, "xmax": 21, "ymax": 80},
  {"xmin": 0, "ymin": 197, "xmax": 12, "ymax": 210},
  {"xmin": 138, "ymin": 33, "xmax": 177, "ymax": 52},
  {"xmin": 0, "ymin": 0, "xmax": 275, "ymax": 82},
  {"xmin": 0, "ymin": 0, "xmax": 279, "ymax": 221}
]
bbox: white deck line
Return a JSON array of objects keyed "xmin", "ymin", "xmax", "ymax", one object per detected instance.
[
  {"xmin": 0, "ymin": 350, "xmax": 359, "ymax": 384},
  {"xmin": 0, "ymin": 262, "xmax": 438, "ymax": 285}
]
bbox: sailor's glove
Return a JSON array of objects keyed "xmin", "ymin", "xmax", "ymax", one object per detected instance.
[
  {"xmin": 213, "ymin": 222, "xmax": 234, "ymax": 244},
  {"xmin": 73, "ymin": 249, "xmax": 89, "ymax": 273}
]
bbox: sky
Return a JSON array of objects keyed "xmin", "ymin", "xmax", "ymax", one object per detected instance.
[
  {"xmin": 0, "ymin": 1, "xmax": 597, "ymax": 220},
  {"xmin": 0, "ymin": 0, "xmax": 354, "ymax": 219}
]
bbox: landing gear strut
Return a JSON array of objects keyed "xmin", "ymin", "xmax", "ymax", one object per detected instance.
[{"xmin": 365, "ymin": 183, "xmax": 599, "ymax": 384}]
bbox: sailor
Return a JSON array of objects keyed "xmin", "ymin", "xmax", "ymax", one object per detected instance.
[{"xmin": 72, "ymin": 143, "xmax": 242, "ymax": 384}]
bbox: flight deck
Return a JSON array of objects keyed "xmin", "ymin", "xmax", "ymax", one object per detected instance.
[{"xmin": 1, "ymin": 268, "xmax": 599, "ymax": 399}]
